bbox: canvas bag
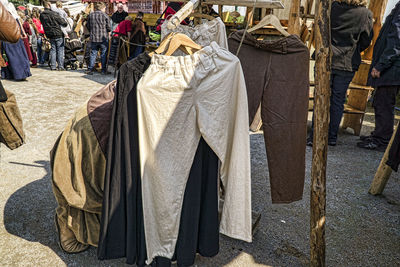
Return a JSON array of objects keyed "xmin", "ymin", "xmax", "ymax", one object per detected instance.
[{"xmin": 0, "ymin": 82, "xmax": 25, "ymax": 150}]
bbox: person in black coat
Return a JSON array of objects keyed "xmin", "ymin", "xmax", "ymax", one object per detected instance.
[
  {"xmin": 111, "ymin": 3, "xmax": 128, "ymax": 24},
  {"xmin": 357, "ymin": 1, "xmax": 400, "ymax": 151},
  {"xmin": 40, "ymin": 0, "xmax": 67, "ymax": 70},
  {"xmin": 308, "ymin": 0, "xmax": 373, "ymax": 146}
]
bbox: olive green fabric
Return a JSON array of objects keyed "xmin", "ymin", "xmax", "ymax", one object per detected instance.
[
  {"xmin": 0, "ymin": 89, "xmax": 25, "ymax": 150},
  {"xmin": 50, "ymin": 81, "xmax": 116, "ymax": 247}
]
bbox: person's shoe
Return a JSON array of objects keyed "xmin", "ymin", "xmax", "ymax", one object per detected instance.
[
  {"xmin": 54, "ymin": 214, "xmax": 89, "ymax": 254},
  {"xmin": 50, "ymin": 68, "xmax": 57, "ymax": 71},
  {"xmin": 357, "ymin": 140, "xmax": 387, "ymax": 152},
  {"xmin": 328, "ymin": 141, "xmax": 337, "ymax": 146},
  {"xmin": 101, "ymin": 70, "xmax": 111, "ymax": 75},
  {"xmin": 85, "ymin": 70, "xmax": 94, "ymax": 75},
  {"xmin": 306, "ymin": 140, "xmax": 313, "ymax": 147},
  {"xmin": 58, "ymin": 68, "xmax": 66, "ymax": 71},
  {"xmin": 359, "ymin": 135, "xmax": 373, "ymax": 141}
]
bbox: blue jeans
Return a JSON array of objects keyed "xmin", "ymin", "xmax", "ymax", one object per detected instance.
[
  {"xmin": 309, "ymin": 71, "xmax": 355, "ymax": 143},
  {"xmin": 50, "ymin": 37, "xmax": 64, "ymax": 70},
  {"xmin": 88, "ymin": 40, "xmax": 108, "ymax": 72},
  {"xmin": 37, "ymin": 36, "xmax": 45, "ymax": 64},
  {"xmin": 129, "ymin": 45, "xmax": 144, "ymax": 60}
]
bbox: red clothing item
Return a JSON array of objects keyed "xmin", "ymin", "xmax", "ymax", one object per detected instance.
[
  {"xmin": 33, "ymin": 18, "xmax": 45, "ymax": 35},
  {"xmin": 23, "ymin": 21, "xmax": 32, "ymax": 36},
  {"xmin": 113, "ymin": 20, "xmax": 132, "ymax": 36}
]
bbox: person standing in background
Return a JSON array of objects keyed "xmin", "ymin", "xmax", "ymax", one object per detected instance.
[
  {"xmin": 40, "ymin": 0, "xmax": 67, "ymax": 71},
  {"xmin": 86, "ymin": 2, "xmax": 110, "ymax": 75},
  {"xmin": 307, "ymin": 0, "xmax": 373, "ymax": 146},
  {"xmin": 32, "ymin": 7, "xmax": 46, "ymax": 66},
  {"xmin": 357, "ymin": 2, "xmax": 400, "ymax": 151},
  {"xmin": 129, "ymin": 11, "xmax": 146, "ymax": 59},
  {"xmin": 111, "ymin": 3, "xmax": 128, "ymax": 25},
  {"xmin": 51, "ymin": 1, "xmax": 72, "ymax": 38}
]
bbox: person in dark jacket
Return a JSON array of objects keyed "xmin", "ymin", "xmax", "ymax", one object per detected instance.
[
  {"xmin": 40, "ymin": 0, "xmax": 67, "ymax": 70},
  {"xmin": 308, "ymin": 0, "xmax": 373, "ymax": 146},
  {"xmin": 111, "ymin": 3, "xmax": 128, "ymax": 25},
  {"xmin": 358, "ymin": 2, "xmax": 400, "ymax": 151},
  {"xmin": 129, "ymin": 11, "xmax": 146, "ymax": 59}
]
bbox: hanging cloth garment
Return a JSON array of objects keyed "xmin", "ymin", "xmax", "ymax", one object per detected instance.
[
  {"xmin": 98, "ymin": 53, "xmax": 220, "ymax": 266},
  {"xmin": 161, "ymin": 17, "xmax": 228, "ymax": 52},
  {"xmin": 228, "ymin": 31, "xmax": 309, "ymax": 204},
  {"xmin": 51, "ymin": 81, "xmax": 116, "ymax": 247},
  {"xmin": 1, "ymin": 39, "xmax": 31, "ymax": 80},
  {"xmin": 137, "ymin": 42, "xmax": 252, "ymax": 264},
  {"xmin": 387, "ymin": 125, "xmax": 400, "ymax": 172}
]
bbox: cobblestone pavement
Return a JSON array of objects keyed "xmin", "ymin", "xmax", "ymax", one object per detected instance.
[{"xmin": 0, "ymin": 67, "xmax": 399, "ymax": 267}]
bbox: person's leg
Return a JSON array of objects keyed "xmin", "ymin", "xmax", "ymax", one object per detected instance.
[
  {"xmin": 37, "ymin": 37, "xmax": 44, "ymax": 64},
  {"xmin": 372, "ymin": 86, "xmax": 399, "ymax": 144},
  {"xmin": 87, "ymin": 42, "xmax": 99, "ymax": 72},
  {"xmin": 99, "ymin": 40, "xmax": 108, "ymax": 73},
  {"xmin": 57, "ymin": 38, "xmax": 65, "ymax": 70},
  {"xmin": 49, "ymin": 38, "xmax": 57, "ymax": 70},
  {"xmin": 328, "ymin": 72, "xmax": 355, "ymax": 144}
]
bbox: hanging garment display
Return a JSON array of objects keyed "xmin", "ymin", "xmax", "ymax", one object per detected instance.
[
  {"xmin": 228, "ymin": 31, "xmax": 309, "ymax": 204},
  {"xmin": 51, "ymin": 80, "xmax": 116, "ymax": 248},
  {"xmin": 161, "ymin": 17, "xmax": 228, "ymax": 50},
  {"xmin": 137, "ymin": 42, "xmax": 252, "ymax": 264},
  {"xmin": 98, "ymin": 53, "xmax": 220, "ymax": 266},
  {"xmin": 387, "ymin": 126, "xmax": 400, "ymax": 172},
  {"xmin": 0, "ymin": 84, "xmax": 25, "ymax": 149}
]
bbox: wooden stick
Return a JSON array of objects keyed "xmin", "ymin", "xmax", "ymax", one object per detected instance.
[
  {"xmin": 310, "ymin": 0, "xmax": 331, "ymax": 266},
  {"xmin": 287, "ymin": 0, "xmax": 301, "ymax": 36},
  {"xmin": 369, "ymin": 122, "xmax": 399, "ymax": 195}
]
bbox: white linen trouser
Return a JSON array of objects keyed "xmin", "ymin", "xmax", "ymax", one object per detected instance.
[{"xmin": 137, "ymin": 42, "xmax": 252, "ymax": 264}]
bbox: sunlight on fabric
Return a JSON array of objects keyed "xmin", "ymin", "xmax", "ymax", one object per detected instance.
[{"xmin": 224, "ymin": 252, "xmax": 273, "ymax": 267}]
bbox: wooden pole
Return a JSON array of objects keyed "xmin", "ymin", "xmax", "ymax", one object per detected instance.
[
  {"xmin": 310, "ymin": 0, "xmax": 331, "ymax": 266},
  {"xmin": 363, "ymin": 0, "xmax": 388, "ymax": 61},
  {"xmin": 287, "ymin": 0, "xmax": 301, "ymax": 36},
  {"xmin": 369, "ymin": 122, "xmax": 399, "ymax": 195}
]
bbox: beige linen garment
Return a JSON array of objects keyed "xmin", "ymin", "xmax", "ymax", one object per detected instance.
[
  {"xmin": 161, "ymin": 17, "xmax": 229, "ymax": 50},
  {"xmin": 137, "ymin": 42, "xmax": 252, "ymax": 264}
]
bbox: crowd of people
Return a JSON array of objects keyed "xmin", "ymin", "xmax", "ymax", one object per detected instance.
[{"xmin": 0, "ymin": 0, "xmax": 148, "ymax": 79}]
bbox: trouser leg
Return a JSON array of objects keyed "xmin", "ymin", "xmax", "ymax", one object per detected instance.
[
  {"xmin": 328, "ymin": 72, "xmax": 355, "ymax": 142},
  {"xmin": 49, "ymin": 39, "xmax": 57, "ymax": 69},
  {"xmin": 99, "ymin": 40, "xmax": 108, "ymax": 72},
  {"xmin": 88, "ymin": 42, "xmax": 99, "ymax": 71},
  {"xmin": 372, "ymin": 85, "xmax": 400, "ymax": 145}
]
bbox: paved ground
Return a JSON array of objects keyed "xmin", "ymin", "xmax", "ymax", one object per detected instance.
[{"xmin": 0, "ymin": 67, "xmax": 399, "ymax": 267}]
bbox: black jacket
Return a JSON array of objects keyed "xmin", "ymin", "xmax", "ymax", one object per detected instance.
[
  {"xmin": 111, "ymin": 10, "xmax": 128, "ymax": 24},
  {"xmin": 40, "ymin": 8, "xmax": 67, "ymax": 39},
  {"xmin": 331, "ymin": 1, "xmax": 373, "ymax": 72},
  {"xmin": 368, "ymin": 2, "xmax": 400, "ymax": 87}
]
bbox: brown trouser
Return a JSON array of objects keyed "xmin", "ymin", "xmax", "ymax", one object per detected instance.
[{"xmin": 229, "ymin": 32, "xmax": 309, "ymax": 203}]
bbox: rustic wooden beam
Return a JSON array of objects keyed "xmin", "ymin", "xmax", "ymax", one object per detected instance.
[
  {"xmin": 155, "ymin": 0, "xmax": 284, "ymax": 9},
  {"xmin": 310, "ymin": 0, "xmax": 331, "ymax": 266},
  {"xmin": 369, "ymin": 122, "xmax": 399, "ymax": 195},
  {"xmin": 363, "ymin": 0, "xmax": 389, "ymax": 60},
  {"xmin": 287, "ymin": 0, "xmax": 301, "ymax": 36}
]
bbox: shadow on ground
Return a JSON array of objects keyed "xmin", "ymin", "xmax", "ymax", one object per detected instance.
[{"xmin": 3, "ymin": 160, "xmax": 281, "ymax": 266}]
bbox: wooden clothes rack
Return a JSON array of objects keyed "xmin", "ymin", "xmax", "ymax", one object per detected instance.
[{"xmin": 155, "ymin": 0, "xmax": 284, "ymax": 9}]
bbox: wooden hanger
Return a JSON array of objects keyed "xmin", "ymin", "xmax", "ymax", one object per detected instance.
[
  {"xmin": 247, "ymin": 14, "xmax": 290, "ymax": 36},
  {"xmin": 149, "ymin": 32, "xmax": 176, "ymax": 57},
  {"xmin": 165, "ymin": 33, "xmax": 202, "ymax": 56}
]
